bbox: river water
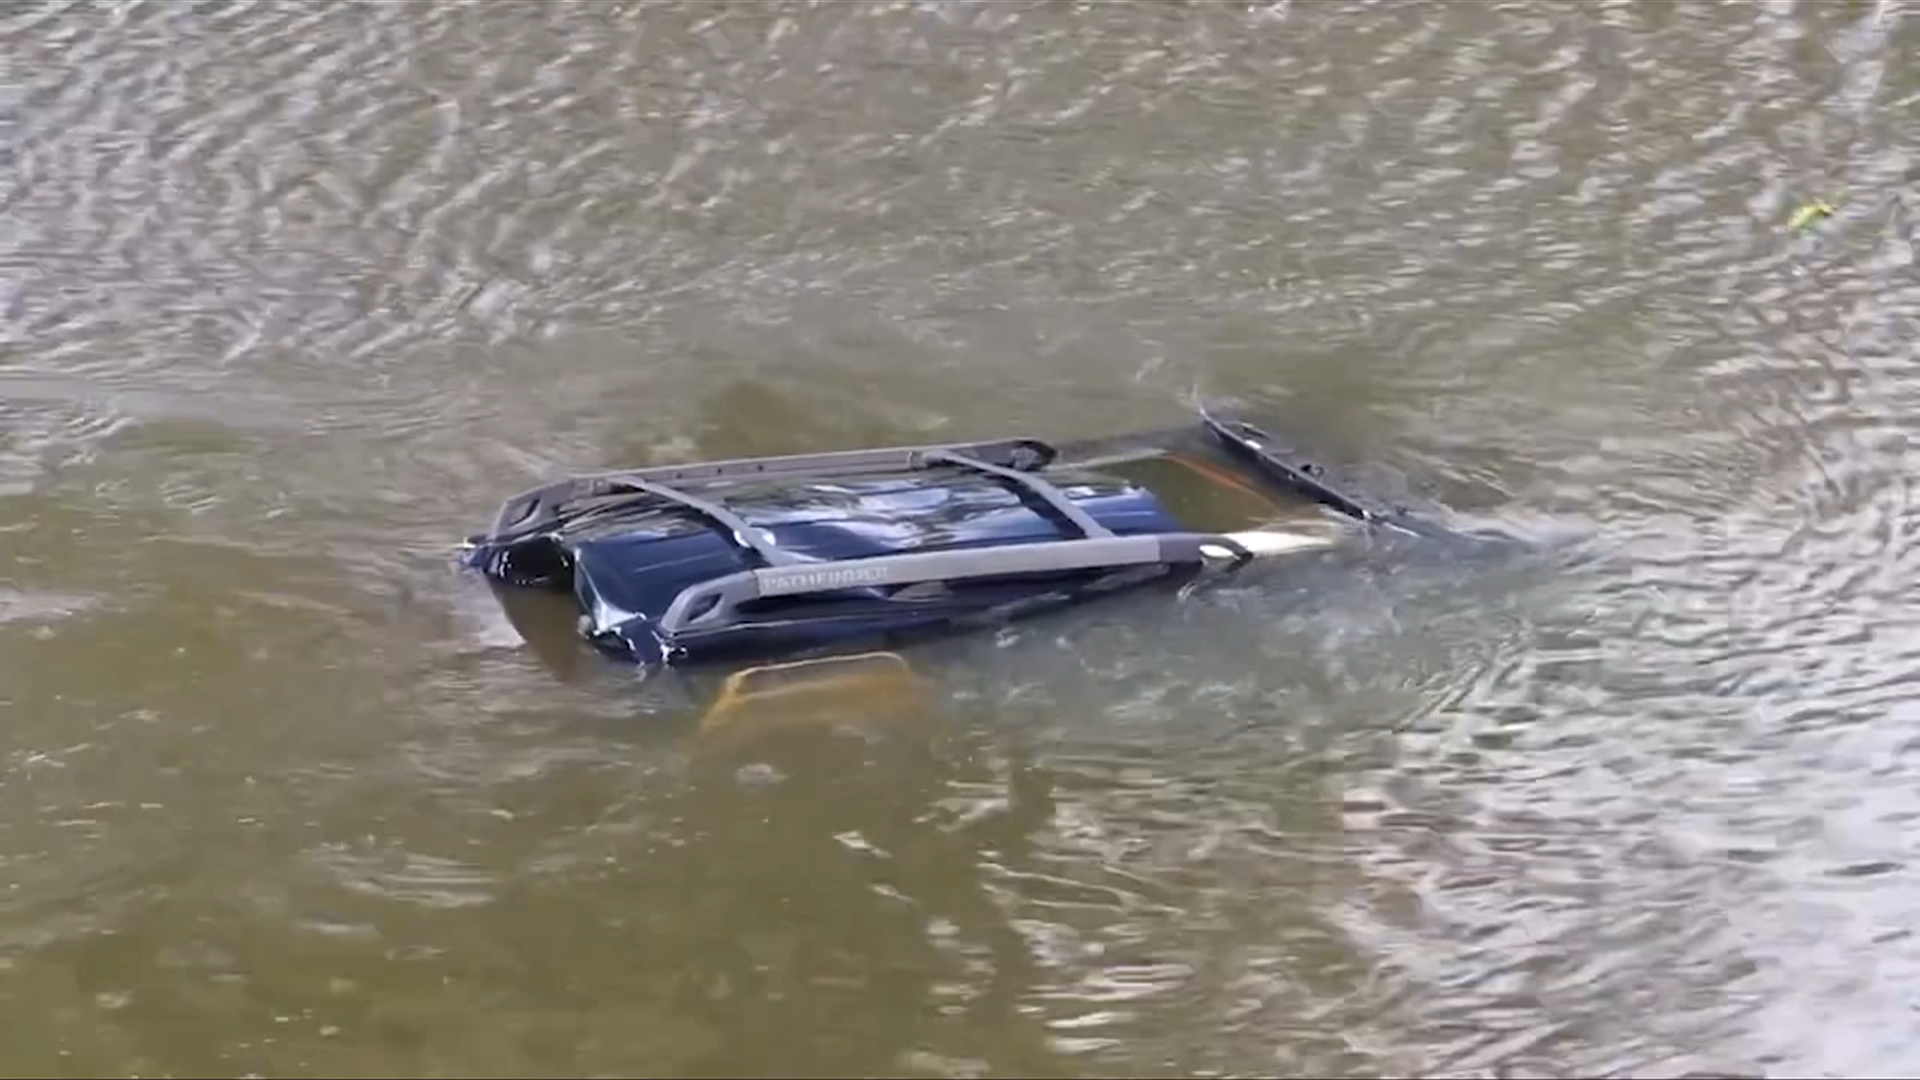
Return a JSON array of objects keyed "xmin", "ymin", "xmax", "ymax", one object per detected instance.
[{"xmin": 4, "ymin": 0, "xmax": 1919, "ymax": 1076}]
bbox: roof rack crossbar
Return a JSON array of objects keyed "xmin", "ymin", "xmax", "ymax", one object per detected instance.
[
  {"xmin": 920, "ymin": 448, "xmax": 1114, "ymax": 540},
  {"xmin": 595, "ymin": 474, "xmax": 799, "ymax": 567}
]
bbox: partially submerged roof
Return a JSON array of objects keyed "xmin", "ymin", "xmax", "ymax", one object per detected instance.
[{"xmin": 463, "ymin": 411, "xmax": 1439, "ymax": 672}]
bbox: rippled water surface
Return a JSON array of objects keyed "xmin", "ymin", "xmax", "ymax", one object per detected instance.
[{"xmin": 6, "ymin": 0, "xmax": 1920, "ymax": 1075}]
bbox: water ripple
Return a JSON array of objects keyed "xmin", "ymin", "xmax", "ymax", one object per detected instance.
[{"xmin": 2, "ymin": 0, "xmax": 1919, "ymax": 1076}]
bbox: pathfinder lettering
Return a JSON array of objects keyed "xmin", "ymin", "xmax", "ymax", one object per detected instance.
[{"xmin": 764, "ymin": 565, "xmax": 892, "ymax": 592}]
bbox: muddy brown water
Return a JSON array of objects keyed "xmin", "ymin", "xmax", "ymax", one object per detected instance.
[{"xmin": 4, "ymin": 1, "xmax": 1919, "ymax": 1076}]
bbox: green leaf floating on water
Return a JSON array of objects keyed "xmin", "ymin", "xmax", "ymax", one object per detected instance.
[{"xmin": 1789, "ymin": 198, "xmax": 1838, "ymax": 232}]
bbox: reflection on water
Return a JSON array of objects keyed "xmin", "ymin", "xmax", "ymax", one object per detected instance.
[{"xmin": 4, "ymin": 0, "xmax": 1919, "ymax": 1075}]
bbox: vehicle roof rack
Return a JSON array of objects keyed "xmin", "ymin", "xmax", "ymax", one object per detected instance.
[
  {"xmin": 464, "ymin": 415, "xmax": 1435, "ymax": 651},
  {"xmin": 471, "ymin": 436, "xmax": 1061, "ymax": 547},
  {"xmin": 657, "ymin": 528, "xmax": 1257, "ymax": 638}
]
